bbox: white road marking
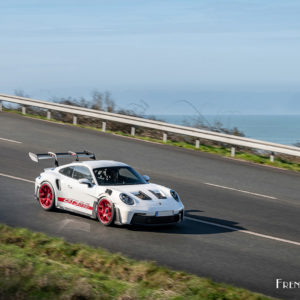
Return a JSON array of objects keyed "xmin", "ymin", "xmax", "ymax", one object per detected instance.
[
  {"xmin": 0, "ymin": 137, "xmax": 22, "ymax": 144},
  {"xmin": 204, "ymin": 182, "xmax": 277, "ymax": 200},
  {"xmin": 0, "ymin": 173, "xmax": 34, "ymax": 183},
  {"xmin": 185, "ymin": 217, "xmax": 300, "ymax": 247},
  {"xmin": 1, "ymin": 171, "xmax": 298, "ymax": 246}
]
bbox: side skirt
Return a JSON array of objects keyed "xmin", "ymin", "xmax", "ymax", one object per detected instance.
[{"xmin": 57, "ymin": 205, "xmax": 97, "ymax": 219}]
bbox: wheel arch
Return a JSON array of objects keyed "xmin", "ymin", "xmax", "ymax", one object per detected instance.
[
  {"xmin": 38, "ymin": 180, "xmax": 56, "ymax": 210},
  {"xmin": 92, "ymin": 194, "xmax": 113, "ymax": 218},
  {"xmin": 37, "ymin": 176, "xmax": 58, "ymax": 207},
  {"xmin": 95, "ymin": 195, "xmax": 116, "ymax": 226}
]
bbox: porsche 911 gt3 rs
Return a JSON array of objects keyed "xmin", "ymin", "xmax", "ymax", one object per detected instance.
[{"xmin": 29, "ymin": 151, "xmax": 184, "ymax": 226}]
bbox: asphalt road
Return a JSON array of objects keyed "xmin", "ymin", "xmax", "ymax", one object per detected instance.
[{"xmin": 1, "ymin": 112, "xmax": 300, "ymax": 299}]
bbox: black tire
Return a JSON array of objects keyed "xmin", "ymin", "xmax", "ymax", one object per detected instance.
[
  {"xmin": 97, "ymin": 198, "xmax": 115, "ymax": 226},
  {"xmin": 38, "ymin": 182, "xmax": 56, "ymax": 211}
]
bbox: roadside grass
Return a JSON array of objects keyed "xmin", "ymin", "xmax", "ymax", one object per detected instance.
[
  {"xmin": 0, "ymin": 224, "xmax": 274, "ymax": 300},
  {"xmin": 4, "ymin": 108, "xmax": 300, "ymax": 172}
]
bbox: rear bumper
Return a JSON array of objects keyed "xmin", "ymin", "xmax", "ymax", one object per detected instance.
[{"xmin": 130, "ymin": 210, "xmax": 184, "ymax": 225}]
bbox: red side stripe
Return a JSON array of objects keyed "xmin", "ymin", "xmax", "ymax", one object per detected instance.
[{"xmin": 57, "ymin": 197, "xmax": 93, "ymax": 210}]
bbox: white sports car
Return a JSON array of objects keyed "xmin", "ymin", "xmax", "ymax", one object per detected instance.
[{"xmin": 29, "ymin": 151, "xmax": 184, "ymax": 226}]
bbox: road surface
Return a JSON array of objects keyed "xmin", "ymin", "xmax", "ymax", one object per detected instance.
[{"xmin": 0, "ymin": 112, "xmax": 299, "ymax": 299}]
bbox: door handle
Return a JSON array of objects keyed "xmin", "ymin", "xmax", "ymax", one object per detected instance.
[{"xmin": 67, "ymin": 185, "xmax": 72, "ymax": 189}]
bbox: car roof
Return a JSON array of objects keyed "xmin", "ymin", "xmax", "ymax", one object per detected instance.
[{"xmin": 77, "ymin": 160, "xmax": 129, "ymax": 169}]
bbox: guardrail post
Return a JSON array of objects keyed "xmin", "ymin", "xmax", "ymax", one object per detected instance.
[
  {"xmin": 21, "ymin": 106, "xmax": 26, "ymax": 115},
  {"xmin": 102, "ymin": 121, "xmax": 106, "ymax": 132},
  {"xmin": 231, "ymin": 147, "xmax": 236, "ymax": 157},
  {"xmin": 0, "ymin": 101, "xmax": 2, "ymax": 112},
  {"xmin": 195, "ymin": 139, "xmax": 200, "ymax": 148},
  {"xmin": 73, "ymin": 115, "xmax": 77, "ymax": 125},
  {"xmin": 131, "ymin": 127, "xmax": 135, "ymax": 136},
  {"xmin": 47, "ymin": 110, "xmax": 51, "ymax": 120},
  {"xmin": 270, "ymin": 152, "xmax": 275, "ymax": 162},
  {"xmin": 163, "ymin": 133, "xmax": 167, "ymax": 143}
]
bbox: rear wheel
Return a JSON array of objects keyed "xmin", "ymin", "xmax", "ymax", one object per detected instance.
[
  {"xmin": 97, "ymin": 198, "xmax": 115, "ymax": 226},
  {"xmin": 38, "ymin": 182, "xmax": 55, "ymax": 211}
]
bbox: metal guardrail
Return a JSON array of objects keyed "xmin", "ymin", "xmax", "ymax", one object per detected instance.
[{"xmin": 1, "ymin": 93, "xmax": 300, "ymax": 159}]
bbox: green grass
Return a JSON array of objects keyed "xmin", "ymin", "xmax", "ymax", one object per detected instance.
[
  {"xmin": 0, "ymin": 224, "xmax": 275, "ymax": 300},
  {"xmin": 4, "ymin": 108, "xmax": 300, "ymax": 172}
]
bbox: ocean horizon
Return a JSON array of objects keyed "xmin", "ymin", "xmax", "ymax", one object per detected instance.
[{"xmin": 147, "ymin": 114, "xmax": 300, "ymax": 146}]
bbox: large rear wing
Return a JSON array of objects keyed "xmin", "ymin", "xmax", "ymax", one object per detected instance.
[{"xmin": 28, "ymin": 150, "xmax": 96, "ymax": 167}]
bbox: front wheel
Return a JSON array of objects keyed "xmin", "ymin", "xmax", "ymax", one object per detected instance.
[
  {"xmin": 38, "ymin": 182, "xmax": 55, "ymax": 211},
  {"xmin": 97, "ymin": 198, "xmax": 115, "ymax": 226}
]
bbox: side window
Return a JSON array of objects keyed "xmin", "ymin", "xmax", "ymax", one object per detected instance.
[
  {"xmin": 59, "ymin": 167, "xmax": 74, "ymax": 178},
  {"xmin": 72, "ymin": 166, "xmax": 93, "ymax": 182}
]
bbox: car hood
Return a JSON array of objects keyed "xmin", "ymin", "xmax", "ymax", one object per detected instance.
[
  {"xmin": 106, "ymin": 183, "xmax": 181, "ymax": 208},
  {"xmin": 109, "ymin": 183, "xmax": 165, "ymax": 196}
]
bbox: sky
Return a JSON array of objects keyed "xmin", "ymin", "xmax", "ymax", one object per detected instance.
[{"xmin": 1, "ymin": 0, "xmax": 300, "ymax": 114}]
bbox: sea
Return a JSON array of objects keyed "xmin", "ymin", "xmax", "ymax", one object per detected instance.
[{"xmin": 149, "ymin": 115, "xmax": 300, "ymax": 146}]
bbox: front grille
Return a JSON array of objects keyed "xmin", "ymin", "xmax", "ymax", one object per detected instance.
[{"xmin": 131, "ymin": 213, "xmax": 181, "ymax": 225}]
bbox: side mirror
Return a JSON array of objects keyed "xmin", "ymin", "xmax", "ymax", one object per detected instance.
[
  {"xmin": 79, "ymin": 178, "xmax": 93, "ymax": 187},
  {"xmin": 143, "ymin": 175, "xmax": 150, "ymax": 183}
]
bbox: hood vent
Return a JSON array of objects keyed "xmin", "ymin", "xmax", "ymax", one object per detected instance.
[
  {"xmin": 131, "ymin": 191, "xmax": 152, "ymax": 200},
  {"xmin": 149, "ymin": 190, "xmax": 167, "ymax": 199}
]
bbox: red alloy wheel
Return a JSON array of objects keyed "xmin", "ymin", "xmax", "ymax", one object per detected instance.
[
  {"xmin": 39, "ymin": 183, "xmax": 53, "ymax": 209},
  {"xmin": 98, "ymin": 199, "xmax": 113, "ymax": 224}
]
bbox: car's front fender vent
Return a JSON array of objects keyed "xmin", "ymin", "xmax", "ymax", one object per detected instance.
[{"xmin": 105, "ymin": 189, "xmax": 112, "ymax": 195}]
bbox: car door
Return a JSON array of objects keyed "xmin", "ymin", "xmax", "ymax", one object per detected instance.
[
  {"xmin": 57, "ymin": 166, "xmax": 76, "ymax": 209},
  {"xmin": 67, "ymin": 165, "xmax": 98, "ymax": 216}
]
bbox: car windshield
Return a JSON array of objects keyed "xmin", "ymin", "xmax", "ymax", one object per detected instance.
[{"xmin": 93, "ymin": 166, "xmax": 147, "ymax": 186}]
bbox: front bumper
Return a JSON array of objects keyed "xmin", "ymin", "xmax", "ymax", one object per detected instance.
[
  {"xmin": 130, "ymin": 210, "xmax": 184, "ymax": 225},
  {"xmin": 115, "ymin": 201, "xmax": 184, "ymax": 225}
]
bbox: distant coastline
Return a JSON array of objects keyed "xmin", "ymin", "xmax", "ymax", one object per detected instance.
[{"xmin": 147, "ymin": 114, "xmax": 300, "ymax": 146}]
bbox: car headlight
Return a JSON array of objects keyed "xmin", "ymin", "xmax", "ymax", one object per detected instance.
[
  {"xmin": 119, "ymin": 193, "xmax": 134, "ymax": 205},
  {"xmin": 170, "ymin": 190, "xmax": 180, "ymax": 202}
]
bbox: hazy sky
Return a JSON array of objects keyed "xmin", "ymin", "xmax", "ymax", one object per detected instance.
[{"xmin": 1, "ymin": 0, "xmax": 300, "ymax": 114}]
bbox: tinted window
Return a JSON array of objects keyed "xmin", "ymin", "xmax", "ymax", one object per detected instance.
[
  {"xmin": 119, "ymin": 168, "xmax": 137, "ymax": 181},
  {"xmin": 93, "ymin": 166, "xmax": 146, "ymax": 186},
  {"xmin": 72, "ymin": 166, "xmax": 93, "ymax": 181},
  {"xmin": 59, "ymin": 167, "xmax": 74, "ymax": 178}
]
